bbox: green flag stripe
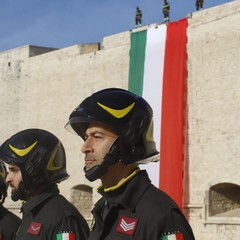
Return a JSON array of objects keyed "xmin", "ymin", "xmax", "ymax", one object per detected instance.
[
  {"xmin": 56, "ymin": 234, "xmax": 62, "ymax": 240},
  {"xmin": 160, "ymin": 236, "xmax": 168, "ymax": 240},
  {"xmin": 128, "ymin": 30, "xmax": 147, "ymax": 96}
]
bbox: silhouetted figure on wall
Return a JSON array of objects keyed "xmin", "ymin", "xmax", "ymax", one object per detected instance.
[
  {"xmin": 163, "ymin": 0, "xmax": 170, "ymax": 24},
  {"xmin": 196, "ymin": 0, "xmax": 204, "ymax": 11},
  {"xmin": 135, "ymin": 6, "xmax": 142, "ymax": 28}
]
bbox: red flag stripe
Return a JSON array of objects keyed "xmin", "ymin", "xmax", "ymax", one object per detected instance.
[{"xmin": 160, "ymin": 18, "xmax": 188, "ymax": 209}]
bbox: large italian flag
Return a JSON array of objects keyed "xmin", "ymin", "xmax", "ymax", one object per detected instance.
[{"xmin": 128, "ymin": 19, "xmax": 188, "ymax": 209}]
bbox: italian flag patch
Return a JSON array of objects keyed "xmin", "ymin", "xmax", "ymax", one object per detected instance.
[
  {"xmin": 160, "ymin": 232, "xmax": 184, "ymax": 240},
  {"xmin": 56, "ymin": 232, "xmax": 76, "ymax": 240}
]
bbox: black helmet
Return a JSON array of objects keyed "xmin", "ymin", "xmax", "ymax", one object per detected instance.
[
  {"xmin": 0, "ymin": 129, "xmax": 69, "ymax": 200},
  {"xmin": 0, "ymin": 160, "xmax": 7, "ymax": 203},
  {"xmin": 65, "ymin": 88, "xmax": 159, "ymax": 181}
]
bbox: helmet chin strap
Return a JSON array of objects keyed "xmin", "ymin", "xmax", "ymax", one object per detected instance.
[
  {"xmin": 84, "ymin": 138, "xmax": 121, "ymax": 182},
  {"xmin": 11, "ymin": 181, "xmax": 28, "ymax": 202},
  {"xmin": 84, "ymin": 164, "xmax": 109, "ymax": 182}
]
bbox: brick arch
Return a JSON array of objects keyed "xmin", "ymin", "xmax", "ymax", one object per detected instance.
[
  {"xmin": 70, "ymin": 184, "xmax": 93, "ymax": 225},
  {"xmin": 72, "ymin": 184, "xmax": 92, "ymax": 192}
]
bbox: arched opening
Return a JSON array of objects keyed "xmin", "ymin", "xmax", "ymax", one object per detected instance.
[
  {"xmin": 209, "ymin": 183, "xmax": 240, "ymax": 217},
  {"xmin": 70, "ymin": 184, "xmax": 93, "ymax": 224}
]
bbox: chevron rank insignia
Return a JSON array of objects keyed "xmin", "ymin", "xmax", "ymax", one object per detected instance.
[
  {"xmin": 27, "ymin": 222, "xmax": 42, "ymax": 235},
  {"xmin": 116, "ymin": 215, "xmax": 138, "ymax": 236}
]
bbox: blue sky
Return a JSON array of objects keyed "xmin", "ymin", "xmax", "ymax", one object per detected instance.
[{"xmin": 0, "ymin": 0, "xmax": 232, "ymax": 52}]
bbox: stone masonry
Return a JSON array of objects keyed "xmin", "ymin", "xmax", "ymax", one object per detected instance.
[{"xmin": 0, "ymin": 1, "xmax": 239, "ymax": 238}]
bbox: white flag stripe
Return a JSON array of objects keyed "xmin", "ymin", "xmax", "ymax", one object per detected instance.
[
  {"xmin": 141, "ymin": 25, "xmax": 167, "ymax": 188},
  {"xmin": 62, "ymin": 233, "xmax": 70, "ymax": 240},
  {"xmin": 168, "ymin": 234, "xmax": 178, "ymax": 240}
]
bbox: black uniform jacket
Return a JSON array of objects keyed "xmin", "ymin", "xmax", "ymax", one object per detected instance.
[
  {"xmin": 89, "ymin": 170, "xmax": 195, "ymax": 240},
  {"xmin": 16, "ymin": 192, "xmax": 89, "ymax": 240},
  {"xmin": 0, "ymin": 203, "xmax": 21, "ymax": 240},
  {"xmin": 163, "ymin": 2, "xmax": 170, "ymax": 13}
]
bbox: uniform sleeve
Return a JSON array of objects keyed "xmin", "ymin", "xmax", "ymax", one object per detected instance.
[
  {"xmin": 0, "ymin": 213, "xmax": 21, "ymax": 240},
  {"xmin": 159, "ymin": 208, "xmax": 195, "ymax": 240},
  {"xmin": 54, "ymin": 216, "xmax": 89, "ymax": 240}
]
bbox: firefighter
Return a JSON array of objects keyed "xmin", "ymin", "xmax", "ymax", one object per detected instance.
[
  {"xmin": 65, "ymin": 88, "xmax": 195, "ymax": 239},
  {"xmin": 163, "ymin": 0, "xmax": 170, "ymax": 24},
  {"xmin": 0, "ymin": 129, "xmax": 89, "ymax": 240},
  {"xmin": 135, "ymin": 6, "xmax": 142, "ymax": 28},
  {"xmin": 0, "ymin": 160, "xmax": 21, "ymax": 240},
  {"xmin": 196, "ymin": 0, "xmax": 204, "ymax": 11}
]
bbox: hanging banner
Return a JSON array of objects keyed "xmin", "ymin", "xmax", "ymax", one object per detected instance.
[{"xmin": 128, "ymin": 19, "xmax": 188, "ymax": 209}]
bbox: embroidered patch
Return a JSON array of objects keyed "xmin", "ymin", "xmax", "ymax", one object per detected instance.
[
  {"xmin": 160, "ymin": 231, "xmax": 184, "ymax": 240},
  {"xmin": 116, "ymin": 215, "xmax": 138, "ymax": 236},
  {"xmin": 56, "ymin": 232, "xmax": 76, "ymax": 240},
  {"xmin": 27, "ymin": 222, "xmax": 42, "ymax": 235}
]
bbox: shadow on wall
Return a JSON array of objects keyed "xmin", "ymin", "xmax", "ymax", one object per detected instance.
[
  {"xmin": 204, "ymin": 183, "xmax": 240, "ymax": 224},
  {"xmin": 209, "ymin": 183, "xmax": 240, "ymax": 217}
]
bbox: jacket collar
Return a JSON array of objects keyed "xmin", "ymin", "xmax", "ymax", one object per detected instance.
[{"xmin": 97, "ymin": 170, "xmax": 151, "ymax": 211}]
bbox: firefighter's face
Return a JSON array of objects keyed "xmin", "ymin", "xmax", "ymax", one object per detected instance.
[
  {"xmin": 5, "ymin": 163, "xmax": 22, "ymax": 195},
  {"xmin": 81, "ymin": 122, "xmax": 117, "ymax": 171}
]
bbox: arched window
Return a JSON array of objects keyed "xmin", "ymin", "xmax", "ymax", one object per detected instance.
[{"xmin": 70, "ymin": 184, "xmax": 93, "ymax": 224}]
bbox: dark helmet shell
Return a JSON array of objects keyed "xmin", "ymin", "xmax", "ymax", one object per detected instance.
[
  {"xmin": 0, "ymin": 160, "xmax": 7, "ymax": 203},
  {"xmin": 66, "ymin": 88, "xmax": 159, "ymax": 164},
  {"xmin": 0, "ymin": 129, "xmax": 69, "ymax": 192}
]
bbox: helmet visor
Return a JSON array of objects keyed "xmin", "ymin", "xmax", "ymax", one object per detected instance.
[{"xmin": 65, "ymin": 116, "xmax": 100, "ymax": 138}]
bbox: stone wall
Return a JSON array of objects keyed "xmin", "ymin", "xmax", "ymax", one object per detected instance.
[
  {"xmin": 0, "ymin": 0, "xmax": 239, "ymax": 239},
  {"xmin": 187, "ymin": 0, "xmax": 240, "ymax": 239},
  {"xmin": 0, "ymin": 38, "xmax": 129, "ymax": 215}
]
